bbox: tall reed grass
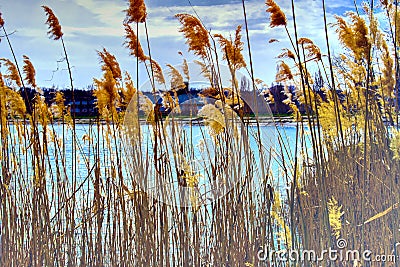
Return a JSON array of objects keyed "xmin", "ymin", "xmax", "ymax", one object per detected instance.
[{"xmin": 0, "ymin": 0, "xmax": 399, "ymax": 266}]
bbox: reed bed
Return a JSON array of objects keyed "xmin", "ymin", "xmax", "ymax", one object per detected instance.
[{"xmin": 0, "ymin": 0, "xmax": 399, "ymax": 266}]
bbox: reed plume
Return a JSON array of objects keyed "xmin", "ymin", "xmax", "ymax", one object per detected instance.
[
  {"xmin": 334, "ymin": 13, "xmax": 370, "ymax": 60},
  {"xmin": 148, "ymin": 59, "xmax": 165, "ymax": 84},
  {"xmin": 122, "ymin": 72, "xmax": 137, "ymax": 106},
  {"xmin": 175, "ymin": 14, "xmax": 210, "ymax": 58},
  {"xmin": 381, "ymin": 40, "xmax": 395, "ymax": 97},
  {"xmin": 0, "ymin": 12, "xmax": 4, "ymax": 28},
  {"xmin": 265, "ymin": 0, "xmax": 287, "ymax": 27},
  {"xmin": 0, "ymin": 72, "xmax": 4, "ymax": 88},
  {"xmin": 98, "ymin": 48, "xmax": 122, "ymax": 81},
  {"xmin": 42, "ymin": 5, "xmax": 63, "ymax": 40},
  {"xmin": 6, "ymin": 89, "xmax": 26, "ymax": 118},
  {"xmin": 363, "ymin": 5, "xmax": 381, "ymax": 47},
  {"xmin": 51, "ymin": 91, "xmax": 66, "ymax": 119},
  {"xmin": 166, "ymin": 64, "xmax": 185, "ymax": 90},
  {"xmin": 42, "ymin": 4, "xmax": 75, "ymax": 128},
  {"xmin": 93, "ymin": 68, "xmax": 119, "ymax": 120},
  {"xmin": 0, "ymin": 74, "xmax": 26, "ymax": 119},
  {"xmin": 197, "ymin": 104, "xmax": 226, "ymax": 137},
  {"xmin": 255, "ymin": 78, "xmax": 264, "ymax": 86},
  {"xmin": 125, "ymin": 0, "xmax": 147, "ymax": 24},
  {"xmin": 334, "ymin": 16, "xmax": 353, "ymax": 50},
  {"xmin": 34, "ymin": 95, "xmax": 51, "ymax": 127},
  {"xmin": 350, "ymin": 12, "xmax": 370, "ymax": 56},
  {"xmin": 298, "ymin": 37, "xmax": 312, "ymax": 44},
  {"xmin": 276, "ymin": 61, "xmax": 293, "ymax": 82},
  {"xmin": 124, "ymin": 23, "xmax": 147, "ymax": 62},
  {"xmin": 214, "ymin": 25, "xmax": 246, "ymax": 70},
  {"xmin": 277, "ymin": 48, "xmax": 296, "ymax": 61},
  {"xmin": 298, "ymin": 38, "xmax": 322, "ymax": 61},
  {"xmin": 163, "ymin": 63, "xmax": 184, "ymax": 113},
  {"xmin": 182, "ymin": 58, "xmax": 190, "ymax": 81},
  {"xmin": 199, "ymin": 86, "xmax": 220, "ymax": 99},
  {"xmin": 282, "ymin": 94, "xmax": 300, "ymax": 120},
  {"xmin": 194, "ymin": 60, "xmax": 212, "ymax": 84},
  {"xmin": 0, "ymin": 58, "xmax": 22, "ymax": 87},
  {"xmin": 22, "ymin": 55, "xmax": 36, "ymax": 88},
  {"xmin": 160, "ymin": 92, "xmax": 176, "ymax": 110}
]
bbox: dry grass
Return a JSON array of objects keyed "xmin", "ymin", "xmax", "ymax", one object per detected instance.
[{"xmin": 0, "ymin": 0, "xmax": 399, "ymax": 266}]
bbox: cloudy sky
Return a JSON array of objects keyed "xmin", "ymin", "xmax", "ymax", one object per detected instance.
[{"xmin": 0, "ymin": 0, "xmax": 362, "ymax": 90}]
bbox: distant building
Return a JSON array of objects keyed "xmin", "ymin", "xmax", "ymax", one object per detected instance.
[{"xmin": 17, "ymin": 87, "xmax": 96, "ymax": 117}]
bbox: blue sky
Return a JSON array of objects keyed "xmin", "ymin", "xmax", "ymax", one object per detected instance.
[{"xmin": 0, "ymin": 0, "xmax": 359, "ymax": 90}]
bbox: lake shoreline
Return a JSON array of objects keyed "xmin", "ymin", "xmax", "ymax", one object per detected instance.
[{"xmin": 8, "ymin": 115, "xmax": 303, "ymax": 126}]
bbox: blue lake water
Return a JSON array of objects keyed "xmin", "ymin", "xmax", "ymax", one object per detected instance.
[{"xmin": 5, "ymin": 122, "xmax": 308, "ymax": 208}]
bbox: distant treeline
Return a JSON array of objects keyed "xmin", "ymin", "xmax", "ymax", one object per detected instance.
[{"xmin": 18, "ymin": 83, "xmax": 344, "ymax": 117}]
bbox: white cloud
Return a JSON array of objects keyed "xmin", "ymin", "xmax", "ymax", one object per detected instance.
[
  {"xmin": 0, "ymin": 0, "xmax": 358, "ymax": 88},
  {"xmin": 74, "ymin": 0, "xmax": 125, "ymax": 25},
  {"xmin": 144, "ymin": 1, "xmax": 268, "ymax": 38}
]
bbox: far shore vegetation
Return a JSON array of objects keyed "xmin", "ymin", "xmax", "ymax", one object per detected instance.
[{"xmin": 1, "ymin": 0, "xmax": 400, "ymax": 266}]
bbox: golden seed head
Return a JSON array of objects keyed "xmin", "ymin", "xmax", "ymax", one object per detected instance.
[
  {"xmin": 266, "ymin": 0, "xmax": 287, "ymax": 28},
  {"xmin": 214, "ymin": 25, "xmax": 246, "ymax": 70},
  {"xmin": 166, "ymin": 64, "xmax": 185, "ymax": 90},
  {"xmin": 124, "ymin": 23, "xmax": 147, "ymax": 62},
  {"xmin": 0, "ymin": 12, "xmax": 5, "ymax": 27},
  {"xmin": 175, "ymin": 13, "xmax": 210, "ymax": 58},
  {"xmin": 97, "ymin": 48, "xmax": 122, "ymax": 81},
  {"xmin": 121, "ymin": 71, "xmax": 137, "ymax": 106},
  {"xmin": 148, "ymin": 59, "xmax": 165, "ymax": 85},
  {"xmin": 23, "ymin": 55, "xmax": 37, "ymax": 88},
  {"xmin": 42, "ymin": 6, "xmax": 64, "ymax": 40},
  {"xmin": 276, "ymin": 61, "xmax": 293, "ymax": 82},
  {"xmin": 277, "ymin": 48, "xmax": 296, "ymax": 61},
  {"xmin": 125, "ymin": 0, "xmax": 147, "ymax": 24},
  {"xmin": 1, "ymin": 58, "xmax": 22, "ymax": 87},
  {"xmin": 334, "ymin": 13, "xmax": 370, "ymax": 60}
]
